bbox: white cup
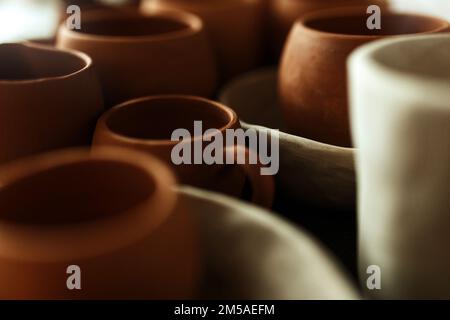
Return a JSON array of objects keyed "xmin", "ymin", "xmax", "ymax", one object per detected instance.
[{"xmin": 349, "ymin": 34, "xmax": 450, "ymax": 299}]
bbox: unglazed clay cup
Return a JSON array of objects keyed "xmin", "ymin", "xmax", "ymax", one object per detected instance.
[
  {"xmin": 0, "ymin": 42, "xmax": 103, "ymax": 165},
  {"xmin": 279, "ymin": 7, "xmax": 450, "ymax": 147},
  {"xmin": 0, "ymin": 147, "xmax": 200, "ymax": 299},
  {"xmin": 57, "ymin": 8, "xmax": 217, "ymax": 107},
  {"xmin": 93, "ymin": 95, "xmax": 274, "ymax": 208},
  {"xmin": 142, "ymin": 0, "xmax": 265, "ymax": 82},
  {"xmin": 267, "ymin": 0, "xmax": 387, "ymax": 59},
  {"xmin": 349, "ymin": 34, "xmax": 450, "ymax": 299}
]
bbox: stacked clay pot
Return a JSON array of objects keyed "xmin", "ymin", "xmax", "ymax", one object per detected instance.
[{"xmin": 142, "ymin": 0, "xmax": 265, "ymax": 82}]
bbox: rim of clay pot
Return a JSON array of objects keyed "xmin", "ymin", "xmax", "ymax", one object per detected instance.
[
  {"xmin": 142, "ymin": 0, "xmax": 260, "ymax": 11},
  {"xmin": 97, "ymin": 94, "xmax": 239, "ymax": 147},
  {"xmin": 58, "ymin": 8, "xmax": 204, "ymax": 43},
  {"xmin": 349, "ymin": 34, "xmax": 450, "ymax": 107},
  {"xmin": 0, "ymin": 148, "xmax": 177, "ymax": 262},
  {"xmin": 0, "ymin": 42, "xmax": 92, "ymax": 85},
  {"xmin": 296, "ymin": 6, "xmax": 449, "ymax": 40}
]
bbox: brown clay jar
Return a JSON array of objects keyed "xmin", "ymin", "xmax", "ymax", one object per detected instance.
[
  {"xmin": 279, "ymin": 7, "xmax": 450, "ymax": 147},
  {"xmin": 142, "ymin": 0, "xmax": 265, "ymax": 82},
  {"xmin": 92, "ymin": 95, "xmax": 274, "ymax": 208},
  {"xmin": 57, "ymin": 8, "xmax": 217, "ymax": 107},
  {"xmin": 0, "ymin": 147, "xmax": 200, "ymax": 299},
  {"xmin": 0, "ymin": 43, "xmax": 103, "ymax": 165},
  {"xmin": 267, "ymin": 0, "xmax": 387, "ymax": 59}
]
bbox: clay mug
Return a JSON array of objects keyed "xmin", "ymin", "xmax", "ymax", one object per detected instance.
[
  {"xmin": 0, "ymin": 147, "xmax": 200, "ymax": 299},
  {"xmin": 349, "ymin": 34, "xmax": 450, "ymax": 299},
  {"xmin": 92, "ymin": 95, "xmax": 274, "ymax": 208},
  {"xmin": 267, "ymin": 0, "xmax": 387, "ymax": 59},
  {"xmin": 57, "ymin": 8, "xmax": 217, "ymax": 107},
  {"xmin": 0, "ymin": 42, "xmax": 103, "ymax": 165},
  {"xmin": 279, "ymin": 7, "xmax": 450, "ymax": 147},
  {"xmin": 142, "ymin": 0, "xmax": 265, "ymax": 82}
]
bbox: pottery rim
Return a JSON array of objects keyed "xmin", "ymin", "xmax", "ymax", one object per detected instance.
[
  {"xmin": 95, "ymin": 94, "xmax": 239, "ymax": 147},
  {"xmin": 0, "ymin": 42, "xmax": 92, "ymax": 85},
  {"xmin": 0, "ymin": 147, "xmax": 177, "ymax": 262},
  {"xmin": 58, "ymin": 8, "xmax": 204, "ymax": 43},
  {"xmin": 142, "ymin": 0, "xmax": 261, "ymax": 11},
  {"xmin": 349, "ymin": 34, "xmax": 450, "ymax": 111},
  {"xmin": 294, "ymin": 6, "xmax": 449, "ymax": 40}
]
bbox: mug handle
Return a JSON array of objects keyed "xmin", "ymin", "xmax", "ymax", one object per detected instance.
[{"xmin": 224, "ymin": 145, "xmax": 275, "ymax": 209}]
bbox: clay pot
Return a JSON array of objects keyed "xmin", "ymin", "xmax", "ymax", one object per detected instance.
[
  {"xmin": 0, "ymin": 42, "xmax": 103, "ymax": 165},
  {"xmin": 57, "ymin": 8, "xmax": 217, "ymax": 107},
  {"xmin": 142, "ymin": 0, "xmax": 265, "ymax": 82},
  {"xmin": 92, "ymin": 95, "xmax": 274, "ymax": 208},
  {"xmin": 349, "ymin": 34, "xmax": 450, "ymax": 299},
  {"xmin": 279, "ymin": 7, "xmax": 450, "ymax": 147},
  {"xmin": 267, "ymin": 0, "xmax": 387, "ymax": 59},
  {"xmin": 0, "ymin": 147, "xmax": 200, "ymax": 299}
]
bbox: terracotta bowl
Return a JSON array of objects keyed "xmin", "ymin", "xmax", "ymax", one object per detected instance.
[
  {"xmin": 0, "ymin": 148, "xmax": 200, "ymax": 299},
  {"xmin": 267, "ymin": 0, "xmax": 387, "ymax": 59},
  {"xmin": 279, "ymin": 7, "xmax": 450, "ymax": 147},
  {"xmin": 93, "ymin": 95, "xmax": 274, "ymax": 208},
  {"xmin": 57, "ymin": 8, "xmax": 217, "ymax": 107},
  {"xmin": 142, "ymin": 0, "xmax": 265, "ymax": 82},
  {"xmin": 0, "ymin": 42, "xmax": 103, "ymax": 165}
]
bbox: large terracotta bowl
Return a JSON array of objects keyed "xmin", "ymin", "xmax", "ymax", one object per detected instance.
[{"xmin": 0, "ymin": 148, "xmax": 200, "ymax": 299}]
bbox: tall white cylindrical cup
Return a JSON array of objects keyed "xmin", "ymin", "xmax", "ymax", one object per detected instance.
[{"xmin": 349, "ymin": 34, "xmax": 450, "ymax": 299}]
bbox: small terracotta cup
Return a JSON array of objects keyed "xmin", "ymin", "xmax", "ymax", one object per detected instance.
[
  {"xmin": 279, "ymin": 7, "xmax": 450, "ymax": 147},
  {"xmin": 0, "ymin": 42, "xmax": 103, "ymax": 165},
  {"xmin": 0, "ymin": 147, "xmax": 200, "ymax": 299},
  {"xmin": 57, "ymin": 8, "xmax": 217, "ymax": 107},
  {"xmin": 267, "ymin": 0, "xmax": 387, "ymax": 59},
  {"xmin": 142, "ymin": 0, "xmax": 265, "ymax": 82},
  {"xmin": 93, "ymin": 95, "xmax": 274, "ymax": 208}
]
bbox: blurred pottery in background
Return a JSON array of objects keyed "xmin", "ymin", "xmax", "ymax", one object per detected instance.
[
  {"xmin": 267, "ymin": 0, "xmax": 387, "ymax": 59},
  {"xmin": 0, "ymin": 148, "xmax": 200, "ymax": 299},
  {"xmin": 220, "ymin": 68, "xmax": 355, "ymax": 211},
  {"xmin": 279, "ymin": 7, "xmax": 450, "ymax": 147},
  {"xmin": 142, "ymin": 0, "xmax": 265, "ymax": 82},
  {"xmin": 93, "ymin": 95, "xmax": 274, "ymax": 208},
  {"xmin": 180, "ymin": 186, "xmax": 359, "ymax": 299},
  {"xmin": 0, "ymin": 42, "xmax": 103, "ymax": 165},
  {"xmin": 57, "ymin": 8, "xmax": 217, "ymax": 107},
  {"xmin": 350, "ymin": 34, "xmax": 450, "ymax": 299}
]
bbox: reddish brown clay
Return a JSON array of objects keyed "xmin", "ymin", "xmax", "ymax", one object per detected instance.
[
  {"xmin": 92, "ymin": 95, "xmax": 274, "ymax": 208},
  {"xmin": 57, "ymin": 8, "xmax": 217, "ymax": 107},
  {"xmin": 142, "ymin": 0, "xmax": 265, "ymax": 82},
  {"xmin": 0, "ymin": 43, "xmax": 103, "ymax": 165},
  {"xmin": 279, "ymin": 7, "xmax": 450, "ymax": 147},
  {"xmin": 268, "ymin": 0, "xmax": 387, "ymax": 59},
  {"xmin": 0, "ymin": 147, "xmax": 200, "ymax": 299}
]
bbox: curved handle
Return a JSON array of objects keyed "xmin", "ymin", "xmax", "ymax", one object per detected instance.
[{"xmin": 224, "ymin": 145, "xmax": 275, "ymax": 209}]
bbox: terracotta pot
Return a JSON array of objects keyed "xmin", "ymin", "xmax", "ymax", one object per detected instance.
[
  {"xmin": 142, "ymin": 0, "xmax": 265, "ymax": 82},
  {"xmin": 279, "ymin": 7, "xmax": 450, "ymax": 147},
  {"xmin": 57, "ymin": 8, "xmax": 217, "ymax": 107},
  {"xmin": 0, "ymin": 42, "xmax": 103, "ymax": 165},
  {"xmin": 93, "ymin": 95, "xmax": 274, "ymax": 208},
  {"xmin": 0, "ymin": 147, "xmax": 200, "ymax": 299},
  {"xmin": 349, "ymin": 34, "xmax": 450, "ymax": 299},
  {"xmin": 267, "ymin": 0, "xmax": 387, "ymax": 59}
]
